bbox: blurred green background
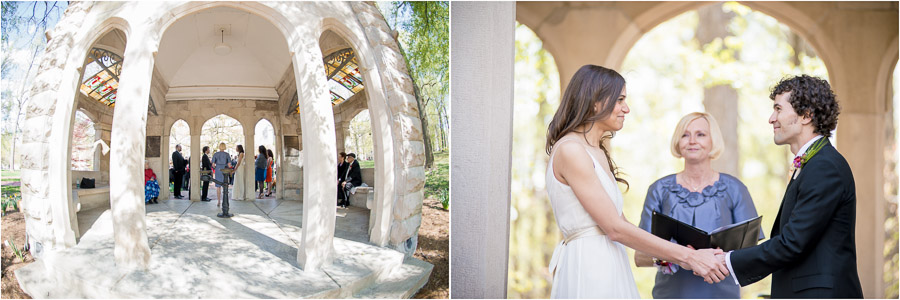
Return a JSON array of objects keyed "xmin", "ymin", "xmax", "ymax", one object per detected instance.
[{"xmin": 508, "ymin": 2, "xmax": 899, "ymax": 299}]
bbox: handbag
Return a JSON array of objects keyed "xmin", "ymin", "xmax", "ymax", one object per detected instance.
[{"xmin": 79, "ymin": 177, "xmax": 95, "ymax": 189}]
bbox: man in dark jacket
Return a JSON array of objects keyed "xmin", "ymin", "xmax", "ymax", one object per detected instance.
[
  {"xmin": 723, "ymin": 75, "xmax": 862, "ymax": 298},
  {"xmin": 339, "ymin": 153, "xmax": 362, "ymax": 208},
  {"xmin": 172, "ymin": 144, "xmax": 186, "ymax": 199},
  {"xmin": 200, "ymin": 146, "xmax": 212, "ymax": 201},
  {"xmin": 337, "ymin": 152, "xmax": 348, "ymax": 206}
]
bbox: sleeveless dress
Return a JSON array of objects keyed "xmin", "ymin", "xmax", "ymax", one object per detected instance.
[
  {"xmin": 233, "ymin": 154, "xmax": 245, "ymax": 200},
  {"xmin": 547, "ymin": 140, "xmax": 640, "ymax": 299},
  {"xmin": 265, "ymin": 159, "xmax": 274, "ymax": 183}
]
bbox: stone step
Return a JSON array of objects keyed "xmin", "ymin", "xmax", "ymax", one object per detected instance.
[
  {"xmin": 353, "ymin": 256, "xmax": 434, "ymax": 299},
  {"xmin": 15, "ymin": 201, "xmax": 433, "ymax": 299}
]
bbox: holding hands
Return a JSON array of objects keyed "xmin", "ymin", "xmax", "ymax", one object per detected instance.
[{"xmin": 680, "ymin": 245, "xmax": 729, "ymax": 284}]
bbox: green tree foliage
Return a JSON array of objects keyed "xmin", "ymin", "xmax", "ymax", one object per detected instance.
[
  {"xmin": 1, "ymin": 1, "xmax": 66, "ymax": 169},
  {"xmin": 346, "ymin": 110, "xmax": 374, "ymax": 161},
  {"xmin": 507, "ymin": 22, "xmax": 561, "ymax": 299},
  {"xmin": 376, "ymin": 1, "xmax": 450, "ymax": 167}
]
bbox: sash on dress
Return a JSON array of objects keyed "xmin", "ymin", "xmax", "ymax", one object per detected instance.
[{"xmin": 548, "ymin": 225, "xmax": 606, "ymax": 279}]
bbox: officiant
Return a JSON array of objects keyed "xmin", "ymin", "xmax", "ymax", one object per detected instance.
[{"xmin": 635, "ymin": 112, "xmax": 764, "ymax": 298}]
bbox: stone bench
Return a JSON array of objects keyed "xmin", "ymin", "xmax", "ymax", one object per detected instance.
[
  {"xmin": 72, "ymin": 186, "xmax": 110, "ymax": 212},
  {"xmin": 349, "ymin": 186, "xmax": 375, "ymax": 209},
  {"xmin": 348, "ymin": 187, "xmax": 376, "ymax": 235}
]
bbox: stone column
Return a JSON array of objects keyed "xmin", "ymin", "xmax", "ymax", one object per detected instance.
[
  {"xmin": 292, "ymin": 31, "xmax": 338, "ymax": 272},
  {"xmin": 160, "ymin": 133, "xmax": 169, "ymax": 200},
  {"xmin": 450, "ymin": 2, "xmax": 515, "ymax": 298},
  {"xmin": 107, "ymin": 24, "xmax": 156, "ymax": 271},
  {"xmin": 189, "ymin": 130, "xmax": 200, "ymax": 201},
  {"xmin": 242, "ymin": 125, "xmax": 255, "ymax": 201},
  {"xmin": 841, "ymin": 113, "xmax": 887, "ymax": 298},
  {"xmin": 93, "ymin": 123, "xmax": 102, "ymax": 171},
  {"xmin": 274, "ymin": 129, "xmax": 285, "ymax": 200}
]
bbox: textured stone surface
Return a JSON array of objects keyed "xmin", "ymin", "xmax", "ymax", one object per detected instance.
[
  {"xmin": 17, "ymin": 143, "xmax": 49, "ymax": 171},
  {"xmin": 398, "ymin": 140, "xmax": 426, "ymax": 168},
  {"xmin": 393, "ymin": 114, "xmax": 423, "ymax": 143},
  {"xmin": 392, "ymin": 190, "xmax": 423, "ymax": 221},
  {"xmin": 389, "ymin": 214, "xmax": 422, "ymax": 246},
  {"xmin": 399, "ymin": 166, "xmax": 426, "ymax": 196}
]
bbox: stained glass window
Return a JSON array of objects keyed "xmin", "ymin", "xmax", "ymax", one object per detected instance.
[
  {"xmin": 323, "ymin": 48, "xmax": 364, "ymax": 105},
  {"xmin": 289, "ymin": 48, "xmax": 364, "ymax": 115},
  {"xmin": 79, "ymin": 48, "xmax": 123, "ymax": 107}
]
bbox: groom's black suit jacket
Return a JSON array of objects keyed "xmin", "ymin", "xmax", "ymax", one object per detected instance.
[{"xmin": 731, "ymin": 140, "xmax": 862, "ymax": 298}]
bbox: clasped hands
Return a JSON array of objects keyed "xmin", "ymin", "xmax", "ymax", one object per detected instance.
[{"xmin": 680, "ymin": 245, "xmax": 729, "ymax": 284}]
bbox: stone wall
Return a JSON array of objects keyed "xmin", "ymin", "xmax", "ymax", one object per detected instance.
[
  {"xmin": 20, "ymin": 1, "xmax": 427, "ymax": 262},
  {"xmin": 20, "ymin": 1, "xmax": 95, "ymax": 257},
  {"xmin": 351, "ymin": 2, "xmax": 426, "ymax": 254}
]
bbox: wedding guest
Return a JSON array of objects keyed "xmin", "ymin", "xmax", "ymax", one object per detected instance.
[
  {"xmin": 337, "ymin": 152, "xmax": 348, "ymax": 205},
  {"xmin": 339, "ymin": 153, "xmax": 362, "ymax": 208},
  {"xmin": 211, "ymin": 142, "xmax": 231, "ymax": 207},
  {"xmin": 144, "ymin": 160, "xmax": 159, "ymax": 204},
  {"xmin": 545, "ymin": 65, "xmax": 727, "ymax": 298},
  {"xmin": 200, "ymin": 146, "xmax": 212, "ymax": 202},
  {"xmin": 232, "ymin": 145, "xmax": 246, "ymax": 200},
  {"xmin": 265, "ymin": 149, "xmax": 275, "ymax": 197},
  {"xmin": 634, "ymin": 112, "xmax": 763, "ymax": 298},
  {"xmin": 171, "ymin": 144, "xmax": 186, "ymax": 199},
  {"xmin": 255, "ymin": 145, "xmax": 268, "ymax": 199}
]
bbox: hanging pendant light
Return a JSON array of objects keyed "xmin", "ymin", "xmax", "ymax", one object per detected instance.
[{"xmin": 214, "ymin": 28, "xmax": 231, "ymax": 55}]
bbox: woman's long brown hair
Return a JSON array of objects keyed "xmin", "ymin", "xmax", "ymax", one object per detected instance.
[{"xmin": 545, "ymin": 64, "xmax": 629, "ymax": 190}]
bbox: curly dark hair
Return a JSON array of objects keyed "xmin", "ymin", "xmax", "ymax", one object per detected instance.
[{"xmin": 769, "ymin": 75, "xmax": 840, "ymax": 137}]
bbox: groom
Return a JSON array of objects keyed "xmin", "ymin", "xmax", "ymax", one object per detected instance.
[{"xmin": 719, "ymin": 75, "xmax": 862, "ymax": 298}]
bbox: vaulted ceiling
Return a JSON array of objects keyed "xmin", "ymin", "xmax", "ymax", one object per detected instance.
[{"xmin": 155, "ymin": 6, "xmax": 291, "ymax": 101}]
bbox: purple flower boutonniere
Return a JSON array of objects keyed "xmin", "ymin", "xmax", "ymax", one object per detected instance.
[{"xmin": 791, "ymin": 138, "xmax": 827, "ymax": 179}]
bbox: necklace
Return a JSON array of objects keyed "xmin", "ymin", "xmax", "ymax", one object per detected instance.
[{"xmin": 681, "ymin": 173, "xmax": 714, "ymax": 192}]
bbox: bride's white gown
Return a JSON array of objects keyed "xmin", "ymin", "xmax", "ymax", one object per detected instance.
[{"xmin": 547, "ymin": 141, "xmax": 640, "ymax": 299}]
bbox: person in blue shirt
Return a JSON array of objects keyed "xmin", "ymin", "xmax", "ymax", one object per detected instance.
[{"xmin": 635, "ymin": 112, "xmax": 764, "ymax": 298}]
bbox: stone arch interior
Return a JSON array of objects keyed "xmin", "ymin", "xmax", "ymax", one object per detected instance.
[
  {"xmin": 317, "ymin": 29, "xmax": 384, "ymax": 242},
  {"xmin": 168, "ymin": 119, "xmax": 191, "ymax": 198},
  {"xmin": 67, "ymin": 28, "xmax": 128, "ymax": 242},
  {"xmin": 200, "ymin": 114, "xmax": 245, "ymax": 201},
  {"xmin": 254, "ymin": 118, "xmax": 276, "ymax": 197}
]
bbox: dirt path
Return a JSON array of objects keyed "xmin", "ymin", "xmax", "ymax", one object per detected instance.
[{"xmin": 413, "ymin": 197, "xmax": 449, "ymax": 299}]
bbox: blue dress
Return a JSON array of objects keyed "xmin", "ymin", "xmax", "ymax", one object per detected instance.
[
  {"xmin": 211, "ymin": 151, "xmax": 231, "ymax": 187},
  {"xmin": 145, "ymin": 180, "xmax": 159, "ymax": 202},
  {"xmin": 638, "ymin": 173, "xmax": 764, "ymax": 299}
]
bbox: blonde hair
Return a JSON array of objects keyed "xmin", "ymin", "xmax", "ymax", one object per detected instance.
[
  {"xmin": 218, "ymin": 142, "xmax": 227, "ymax": 151},
  {"xmin": 670, "ymin": 112, "xmax": 725, "ymax": 160}
]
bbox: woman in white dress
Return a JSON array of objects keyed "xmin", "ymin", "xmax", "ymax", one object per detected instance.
[
  {"xmin": 232, "ymin": 144, "xmax": 246, "ymax": 200},
  {"xmin": 545, "ymin": 65, "xmax": 729, "ymax": 298}
]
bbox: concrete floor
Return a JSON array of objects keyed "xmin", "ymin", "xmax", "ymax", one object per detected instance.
[{"xmin": 19, "ymin": 194, "xmax": 431, "ymax": 298}]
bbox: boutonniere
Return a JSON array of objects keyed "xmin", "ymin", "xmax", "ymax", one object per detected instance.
[{"xmin": 791, "ymin": 138, "xmax": 827, "ymax": 179}]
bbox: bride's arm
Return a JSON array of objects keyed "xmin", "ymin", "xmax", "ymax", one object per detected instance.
[{"xmin": 554, "ymin": 143, "xmax": 727, "ymax": 283}]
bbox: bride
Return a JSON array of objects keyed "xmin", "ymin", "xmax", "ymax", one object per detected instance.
[{"xmin": 545, "ymin": 65, "xmax": 728, "ymax": 298}]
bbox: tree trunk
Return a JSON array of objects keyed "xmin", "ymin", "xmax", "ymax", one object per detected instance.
[
  {"xmin": 412, "ymin": 83, "xmax": 434, "ymax": 168},
  {"xmin": 698, "ymin": 3, "xmax": 739, "ymax": 176},
  {"xmin": 391, "ymin": 30, "xmax": 434, "ymax": 168}
]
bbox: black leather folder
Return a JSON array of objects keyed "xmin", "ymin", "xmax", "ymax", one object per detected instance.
[{"xmin": 651, "ymin": 211, "xmax": 762, "ymax": 252}]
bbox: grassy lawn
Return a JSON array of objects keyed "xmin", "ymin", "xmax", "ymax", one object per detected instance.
[
  {"xmin": 1, "ymin": 170, "xmax": 20, "ymax": 181},
  {"xmin": 1, "ymin": 170, "xmax": 21, "ymax": 196},
  {"xmin": 425, "ymin": 151, "xmax": 449, "ymax": 209},
  {"xmin": 358, "ymin": 160, "xmax": 375, "ymax": 169}
]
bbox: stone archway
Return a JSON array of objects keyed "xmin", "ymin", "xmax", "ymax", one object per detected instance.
[
  {"xmin": 451, "ymin": 2, "xmax": 897, "ymax": 298},
  {"xmin": 22, "ymin": 1, "xmax": 426, "ymax": 275}
]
